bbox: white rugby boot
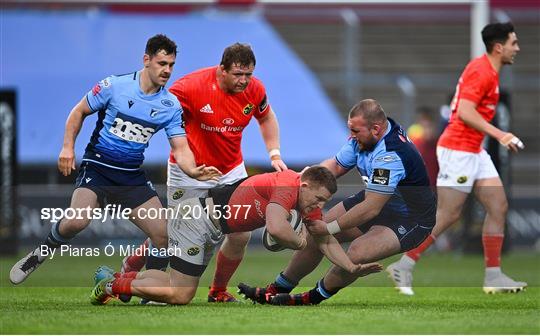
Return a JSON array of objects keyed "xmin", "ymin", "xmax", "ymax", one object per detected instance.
[
  {"xmin": 483, "ymin": 268, "xmax": 527, "ymax": 294},
  {"xmin": 386, "ymin": 259, "xmax": 415, "ymax": 296}
]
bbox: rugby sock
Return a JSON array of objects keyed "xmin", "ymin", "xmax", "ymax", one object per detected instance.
[
  {"xmin": 123, "ymin": 240, "xmax": 149, "ymax": 272},
  {"xmin": 107, "ymin": 278, "xmax": 133, "ymax": 296},
  {"xmin": 210, "ymin": 250, "xmax": 242, "ymax": 293},
  {"xmin": 273, "ymin": 272, "xmax": 298, "ymax": 293},
  {"xmin": 308, "ymin": 279, "xmax": 340, "ymax": 305},
  {"xmin": 405, "ymin": 234, "xmax": 436, "ymax": 262},
  {"xmin": 144, "ymin": 241, "xmax": 169, "ymax": 271},
  {"xmin": 113, "ymin": 271, "xmax": 138, "ymax": 279},
  {"xmin": 482, "ymin": 234, "xmax": 504, "ymax": 268},
  {"xmin": 41, "ymin": 222, "xmax": 71, "ymax": 262}
]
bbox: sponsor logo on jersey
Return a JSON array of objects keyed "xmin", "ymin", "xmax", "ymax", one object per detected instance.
[
  {"xmin": 172, "ymin": 189, "xmax": 184, "ymax": 200},
  {"xmin": 187, "ymin": 247, "xmax": 200, "ymax": 256},
  {"xmin": 200, "ymin": 104, "xmax": 213, "ymax": 114},
  {"xmin": 147, "ymin": 181, "xmax": 155, "ymax": 191},
  {"xmin": 371, "ymin": 169, "xmax": 390, "ymax": 185},
  {"xmin": 375, "ymin": 155, "xmax": 398, "ymax": 163},
  {"xmin": 161, "ymin": 99, "xmax": 174, "ymax": 107},
  {"xmin": 243, "ymin": 103, "xmax": 254, "ymax": 115},
  {"xmin": 254, "ymin": 199, "xmax": 264, "ymax": 219},
  {"xmin": 85, "ymin": 177, "xmax": 92, "ymax": 184},
  {"xmin": 200, "ymin": 123, "xmax": 244, "ymax": 133},
  {"xmin": 102, "ymin": 78, "xmax": 110, "ymax": 88},
  {"xmin": 437, "ymin": 173, "xmax": 449, "ymax": 180},
  {"xmin": 92, "ymin": 83, "xmax": 101, "ymax": 96},
  {"xmin": 109, "ymin": 113, "xmax": 157, "ymax": 144},
  {"xmin": 128, "ymin": 100, "xmax": 134, "ymax": 109},
  {"xmin": 222, "ymin": 118, "xmax": 235, "ymax": 125},
  {"xmin": 457, "ymin": 176, "xmax": 468, "ymax": 184},
  {"xmin": 150, "ymin": 109, "xmax": 158, "ymax": 118},
  {"xmin": 397, "ymin": 225, "xmax": 407, "ymax": 235}
]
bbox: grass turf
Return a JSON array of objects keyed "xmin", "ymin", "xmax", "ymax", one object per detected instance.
[{"xmin": 1, "ymin": 250, "xmax": 539, "ymax": 334}]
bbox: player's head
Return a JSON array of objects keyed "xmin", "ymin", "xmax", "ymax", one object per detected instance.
[
  {"xmin": 143, "ymin": 34, "xmax": 177, "ymax": 87},
  {"xmin": 298, "ymin": 166, "xmax": 337, "ymax": 215},
  {"xmin": 218, "ymin": 43, "xmax": 256, "ymax": 94},
  {"xmin": 482, "ymin": 22, "xmax": 519, "ymax": 64},
  {"xmin": 348, "ymin": 99, "xmax": 388, "ymax": 152}
]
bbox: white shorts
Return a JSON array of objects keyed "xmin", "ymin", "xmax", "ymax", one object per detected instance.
[
  {"xmin": 166, "ymin": 161, "xmax": 248, "ymax": 208},
  {"xmin": 436, "ymin": 146, "xmax": 499, "ymax": 193},
  {"xmin": 167, "ymin": 198, "xmax": 224, "ymax": 277}
]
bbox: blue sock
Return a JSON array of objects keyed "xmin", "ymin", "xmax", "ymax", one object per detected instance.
[
  {"xmin": 274, "ymin": 272, "xmax": 297, "ymax": 293},
  {"xmin": 41, "ymin": 222, "xmax": 71, "ymax": 259}
]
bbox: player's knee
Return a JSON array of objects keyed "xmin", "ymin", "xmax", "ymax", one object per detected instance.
[
  {"xmin": 169, "ymin": 287, "xmax": 195, "ymax": 305},
  {"xmin": 60, "ymin": 217, "xmax": 91, "ymax": 236}
]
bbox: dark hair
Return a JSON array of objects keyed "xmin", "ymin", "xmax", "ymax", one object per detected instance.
[
  {"xmin": 145, "ymin": 34, "xmax": 177, "ymax": 57},
  {"xmin": 220, "ymin": 43, "xmax": 256, "ymax": 71},
  {"xmin": 301, "ymin": 166, "xmax": 337, "ymax": 195},
  {"xmin": 482, "ymin": 22, "xmax": 515, "ymax": 53},
  {"xmin": 349, "ymin": 99, "xmax": 387, "ymax": 127}
]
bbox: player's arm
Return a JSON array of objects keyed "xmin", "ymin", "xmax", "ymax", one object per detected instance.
[
  {"xmin": 257, "ymin": 108, "xmax": 287, "ymax": 172},
  {"xmin": 311, "ymin": 233, "xmax": 381, "ymax": 274},
  {"xmin": 58, "ymin": 97, "xmax": 94, "ymax": 176},
  {"xmin": 265, "ymin": 203, "xmax": 306, "ymax": 250},
  {"xmin": 169, "ymin": 136, "xmax": 222, "ymax": 181},
  {"xmin": 306, "ymin": 191, "xmax": 391, "ymax": 235},
  {"xmin": 320, "ymin": 158, "xmax": 350, "ymax": 178},
  {"xmin": 458, "ymin": 99, "xmax": 524, "ymax": 152}
]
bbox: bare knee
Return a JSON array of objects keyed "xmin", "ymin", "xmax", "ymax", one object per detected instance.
[
  {"xmin": 168, "ymin": 288, "xmax": 195, "ymax": 305},
  {"xmin": 225, "ymin": 231, "xmax": 251, "ymax": 245}
]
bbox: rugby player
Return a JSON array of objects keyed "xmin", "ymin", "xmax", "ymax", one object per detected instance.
[
  {"xmin": 238, "ymin": 99, "xmax": 437, "ymax": 305},
  {"xmin": 121, "ymin": 43, "xmax": 288, "ymax": 302},
  {"xmin": 90, "ymin": 166, "xmax": 382, "ymax": 305},
  {"xmin": 387, "ymin": 22, "xmax": 527, "ymax": 295},
  {"xmin": 10, "ymin": 34, "xmax": 220, "ymax": 285}
]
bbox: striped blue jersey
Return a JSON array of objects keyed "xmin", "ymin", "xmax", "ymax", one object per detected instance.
[
  {"xmin": 335, "ymin": 118, "xmax": 436, "ymax": 225},
  {"xmin": 83, "ymin": 71, "xmax": 184, "ymax": 170}
]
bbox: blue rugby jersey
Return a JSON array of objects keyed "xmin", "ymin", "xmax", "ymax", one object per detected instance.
[
  {"xmin": 83, "ymin": 71, "xmax": 184, "ymax": 170},
  {"xmin": 335, "ymin": 118, "xmax": 436, "ymax": 225}
]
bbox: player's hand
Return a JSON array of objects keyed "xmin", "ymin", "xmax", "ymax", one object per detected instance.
[
  {"xmin": 499, "ymin": 132, "xmax": 525, "ymax": 153},
  {"xmin": 271, "ymin": 159, "xmax": 287, "ymax": 172},
  {"xmin": 293, "ymin": 224, "xmax": 308, "ymax": 250},
  {"xmin": 346, "ymin": 262, "xmax": 383, "ymax": 276},
  {"xmin": 58, "ymin": 147, "xmax": 76, "ymax": 176},
  {"xmin": 305, "ymin": 219, "xmax": 330, "ymax": 236},
  {"xmin": 191, "ymin": 164, "xmax": 222, "ymax": 181}
]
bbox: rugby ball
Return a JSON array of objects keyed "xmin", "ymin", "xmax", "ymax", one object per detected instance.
[{"xmin": 262, "ymin": 209, "xmax": 304, "ymax": 252}]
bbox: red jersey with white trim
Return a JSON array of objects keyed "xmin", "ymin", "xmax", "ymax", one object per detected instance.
[
  {"xmin": 168, "ymin": 66, "xmax": 270, "ymax": 173},
  {"xmin": 438, "ymin": 54, "xmax": 500, "ymax": 153},
  {"xmin": 223, "ymin": 170, "xmax": 322, "ymax": 233}
]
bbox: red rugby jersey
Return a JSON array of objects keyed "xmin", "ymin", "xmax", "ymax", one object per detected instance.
[
  {"xmin": 168, "ymin": 66, "xmax": 270, "ymax": 173},
  {"xmin": 226, "ymin": 170, "xmax": 322, "ymax": 233},
  {"xmin": 438, "ymin": 54, "xmax": 500, "ymax": 153}
]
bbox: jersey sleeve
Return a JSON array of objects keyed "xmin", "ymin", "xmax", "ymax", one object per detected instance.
[
  {"xmin": 253, "ymin": 79, "xmax": 271, "ymax": 120},
  {"xmin": 334, "ymin": 139, "xmax": 357, "ymax": 170},
  {"xmin": 459, "ymin": 67, "xmax": 491, "ymax": 104},
  {"xmin": 367, "ymin": 152, "xmax": 405, "ymax": 194},
  {"xmin": 164, "ymin": 106, "xmax": 186, "ymax": 138},
  {"xmin": 168, "ymin": 77, "xmax": 191, "ymax": 116},
  {"xmin": 85, "ymin": 76, "xmax": 114, "ymax": 112}
]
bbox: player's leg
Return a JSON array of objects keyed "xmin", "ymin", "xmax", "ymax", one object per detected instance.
[
  {"xmin": 270, "ymin": 225, "xmax": 397, "ymax": 305},
  {"xmin": 239, "ymin": 197, "xmax": 363, "ymax": 303},
  {"xmin": 474, "ymin": 176, "xmax": 527, "ymax": 293},
  {"xmin": 387, "ymin": 147, "xmax": 472, "ymax": 294},
  {"xmin": 10, "ymin": 187, "xmax": 98, "ymax": 284},
  {"xmin": 208, "ymin": 231, "xmax": 250, "ymax": 302}
]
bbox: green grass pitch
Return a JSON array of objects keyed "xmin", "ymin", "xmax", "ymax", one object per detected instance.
[{"xmin": 1, "ymin": 250, "xmax": 539, "ymax": 334}]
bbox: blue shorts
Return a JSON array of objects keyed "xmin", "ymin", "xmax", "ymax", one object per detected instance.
[
  {"xmin": 342, "ymin": 191, "xmax": 433, "ymax": 252},
  {"xmin": 75, "ymin": 161, "xmax": 158, "ymax": 209}
]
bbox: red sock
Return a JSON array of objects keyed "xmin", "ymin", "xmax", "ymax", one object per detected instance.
[
  {"xmin": 210, "ymin": 251, "xmax": 242, "ymax": 293},
  {"xmin": 111, "ymin": 278, "xmax": 133, "ymax": 296},
  {"xmin": 406, "ymin": 234, "xmax": 436, "ymax": 262},
  {"xmin": 113, "ymin": 271, "xmax": 138, "ymax": 279},
  {"xmin": 482, "ymin": 234, "xmax": 504, "ymax": 267},
  {"xmin": 123, "ymin": 240, "xmax": 149, "ymax": 271}
]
